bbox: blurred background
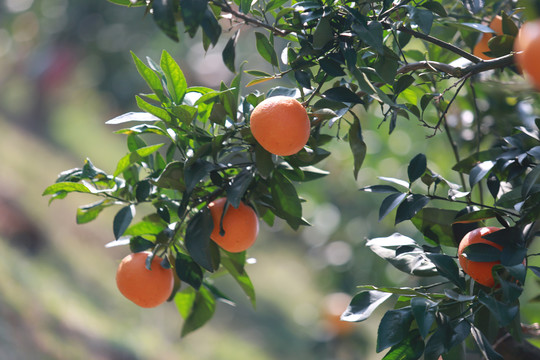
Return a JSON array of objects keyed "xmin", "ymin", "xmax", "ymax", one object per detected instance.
[{"xmin": 1, "ymin": 1, "xmax": 540, "ymax": 359}]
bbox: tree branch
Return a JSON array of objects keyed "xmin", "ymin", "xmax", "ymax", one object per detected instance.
[{"xmin": 211, "ymin": 0, "xmax": 291, "ymax": 37}]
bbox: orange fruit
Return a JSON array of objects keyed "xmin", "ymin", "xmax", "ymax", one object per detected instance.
[
  {"xmin": 514, "ymin": 20, "xmax": 540, "ymax": 89},
  {"xmin": 250, "ymin": 96, "xmax": 310, "ymax": 156},
  {"xmin": 457, "ymin": 227, "xmax": 502, "ymax": 287},
  {"xmin": 209, "ymin": 197, "xmax": 259, "ymax": 253},
  {"xmin": 473, "ymin": 15, "xmax": 503, "ymax": 60},
  {"xmin": 116, "ymin": 251, "xmax": 174, "ymax": 308},
  {"xmin": 321, "ymin": 292, "xmax": 355, "ymax": 336}
]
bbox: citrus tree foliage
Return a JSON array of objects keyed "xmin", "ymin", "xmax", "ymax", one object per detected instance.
[{"xmin": 43, "ymin": 0, "xmax": 540, "ymax": 358}]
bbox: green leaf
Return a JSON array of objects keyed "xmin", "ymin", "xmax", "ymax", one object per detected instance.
[
  {"xmin": 394, "ymin": 75, "xmax": 415, "ymax": 95},
  {"xmin": 175, "ymin": 252, "xmax": 204, "ymax": 290},
  {"xmin": 421, "ymin": 1, "xmax": 448, "ymax": 17},
  {"xmin": 366, "ymin": 233, "xmax": 438, "ymax": 276},
  {"xmin": 76, "ymin": 201, "xmax": 107, "ymax": 224},
  {"xmin": 129, "ymin": 236, "xmax": 154, "ymax": 253},
  {"xmin": 323, "ymin": 87, "xmax": 363, "ymax": 104},
  {"xmin": 178, "ymin": 286, "xmax": 216, "ymax": 337},
  {"xmin": 453, "ymin": 208, "xmax": 503, "ymax": 223},
  {"xmin": 425, "ymin": 253, "xmax": 466, "ymax": 290},
  {"xmin": 395, "ymin": 194, "xmax": 430, "ymax": 224},
  {"xmin": 160, "ymin": 50, "xmax": 187, "ymax": 104},
  {"xmin": 185, "ymin": 209, "xmax": 219, "ymax": 272},
  {"xmin": 124, "ymin": 220, "xmax": 166, "ymax": 237},
  {"xmin": 255, "ymin": 144, "xmax": 274, "ymax": 179},
  {"xmin": 239, "ymin": 0, "xmax": 251, "ymax": 13},
  {"xmin": 135, "ymin": 96, "xmax": 172, "ymax": 122},
  {"xmin": 319, "ymin": 57, "xmax": 346, "ymax": 77},
  {"xmin": 42, "ymin": 182, "xmax": 93, "ymax": 196},
  {"xmin": 353, "ymin": 21, "xmax": 384, "ymax": 54},
  {"xmin": 462, "ymin": 243, "xmax": 501, "ymax": 262},
  {"xmin": 201, "ymin": 8, "xmax": 221, "ymax": 46},
  {"xmin": 221, "ymin": 253, "xmax": 256, "ymax": 307},
  {"xmin": 313, "ymin": 17, "xmax": 333, "ymax": 49},
  {"xmin": 226, "ymin": 170, "xmax": 254, "ymax": 208},
  {"xmin": 180, "ymin": 0, "xmax": 207, "ymax": 37},
  {"xmin": 411, "ymin": 297, "xmax": 436, "ymax": 339},
  {"xmin": 255, "ymin": 32, "xmax": 279, "ymax": 67},
  {"xmin": 222, "ymin": 31, "xmax": 239, "ymax": 73},
  {"xmin": 382, "ymin": 329, "xmax": 424, "ymax": 360},
  {"xmin": 478, "ymin": 291, "xmax": 519, "ymax": 327},
  {"xmin": 113, "ymin": 205, "xmax": 135, "ymax": 240},
  {"xmin": 469, "ymin": 161, "xmax": 495, "ymax": 189},
  {"xmin": 411, "ymin": 208, "xmax": 459, "ymax": 247},
  {"xmin": 106, "ymin": 111, "xmax": 161, "ymax": 125},
  {"xmin": 408, "ymin": 153, "xmax": 427, "ymax": 183},
  {"xmin": 522, "ymin": 165, "xmax": 540, "ymax": 199},
  {"xmin": 130, "ymin": 52, "xmax": 166, "ymax": 102},
  {"xmin": 408, "ymin": 6, "xmax": 434, "ymax": 34},
  {"xmin": 153, "ymin": 161, "xmax": 186, "ymax": 191},
  {"xmin": 184, "ymin": 159, "xmax": 215, "ymax": 193},
  {"xmin": 377, "ymin": 308, "xmax": 414, "ymax": 352},
  {"xmin": 349, "ymin": 115, "xmax": 367, "ymax": 180},
  {"xmin": 379, "ymin": 192, "xmax": 407, "ymax": 221},
  {"xmin": 152, "ymin": 0, "xmax": 179, "ymax": 41},
  {"xmin": 114, "ymin": 143, "xmax": 165, "ymax": 177},
  {"xmin": 340, "ymin": 290, "xmax": 393, "ymax": 322},
  {"xmin": 270, "ymin": 171, "xmax": 303, "ymax": 229}
]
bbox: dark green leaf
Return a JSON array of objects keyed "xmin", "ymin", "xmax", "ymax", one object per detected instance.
[
  {"xmin": 408, "ymin": 153, "xmax": 427, "ymax": 183},
  {"xmin": 239, "ymin": 0, "xmax": 251, "ymax": 13},
  {"xmin": 184, "ymin": 159, "xmax": 215, "ymax": 193},
  {"xmin": 411, "ymin": 208, "xmax": 459, "ymax": 247},
  {"xmin": 201, "ymin": 8, "xmax": 221, "ymax": 46},
  {"xmin": 470, "ymin": 324, "xmax": 504, "ymax": 360},
  {"xmin": 394, "ymin": 75, "xmax": 415, "ymax": 95},
  {"xmin": 522, "ymin": 165, "xmax": 540, "ymax": 199},
  {"xmin": 421, "ymin": 1, "xmax": 448, "ymax": 17},
  {"xmin": 377, "ymin": 308, "xmax": 414, "ymax": 352},
  {"xmin": 226, "ymin": 170, "xmax": 254, "ymax": 208},
  {"xmin": 382, "ymin": 329, "xmax": 424, "ymax": 360},
  {"xmin": 152, "ymin": 0, "xmax": 179, "ymax": 41},
  {"xmin": 453, "ymin": 208, "xmax": 502, "ymax": 223},
  {"xmin": 175, "ymin": 252, "xmax": 204, "ymax": 290},
  {"xmin": 411, "ymin": 297, "xmax": 436, "ymax": 339},
  {"xmin": 353, "ymin": 21, "xmax": 384, "ymax": 54},
  {"xmin": 222, "ymin": 31, "xmax": 239, "ymax": 73},
  {"xmin": 323, "ymin": 87, "xmax": 362, "ymax": 104},
  {"xmin": 426, "ymin": 253, "xmax": 466, "ymax": 290},
  {"xmin": 313, "ymin": 17, "xmax": 333, "ymax": 49},
  {"xmin": 408, "ymin": 6, "xmax": 434, "ymax": 34},
  {"xmin": 255, "ymin": 32, "xmax": 279, "ymax": 67},
  {"xmin": 341, "ymin": 291, "xmax": 393, "ymax": 322},
  {"xmin": 478, "ymin": 291, "xmax": 519, "ymax": 326},
  {"xmin": 154, "ymin": 161, "xmax": 186, "ymax": 191},
  {"xmin": 349, "ymin": 115, "xmax": 367, "ymax": 180},
  {"xmin": 462, "ymin": 243, "xmax": 501, "ymax": 262},
  {"xmin": 129, "ymin": 236, "xmax": 154, "ymax": 253},
  {"xmin": 180, "ymin": 0, "xmax": 208, "ymax": 37},
  {"xmin": 319, "ymin": 57, "xmax": 346, "ymax": 77},
  {"xmin": 379, "ymin": 192, "xmax": 407, "ymax": 221},
  {"xmin": 113, "ymin": 205, "xmax": 135, "ymax": 240},
  {"xmin": 395, "ymin": 194, "xmax": 430, "ymax": 224},
  {"xmin": 185, "ymin": 209, "xmax": 219, "ymax": 272},
  {"xmin": 255, "ymin": 144, "xmax": 274, "ymax": 179},
  {"xmin": 469, "ymin": 161, "xmax": 495, "ymax": 189}
]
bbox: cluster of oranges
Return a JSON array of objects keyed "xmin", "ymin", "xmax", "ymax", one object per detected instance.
[
  {"xmin": 115, "ymin": 96, "xmax": 310, "ymax": 307},
  {"xmin": 473, "ymin": 14, "xmax": 540, "ymax": 90}
]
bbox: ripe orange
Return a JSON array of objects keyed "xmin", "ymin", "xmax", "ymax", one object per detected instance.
[
  {"xmin": 473, "ymin": 15, "xmax": 503, "ymax": 60},
  {"xmin": 457, "ymin": 227, "xmax": 502, "ymax": 288},
  {"xmin": 250, "ymin": 96, "xmax": 310, "ymax": 156},
  {"xmin": 209, "ymin": 197, "xmax": 259, "ymax": 253},
  {"xmin": 514, "ymin": 20, "xmax": 540, "ymax": 89},
  {"xmin": 116, "ymin": 251, "xmax": 175, "ymax": 308}
]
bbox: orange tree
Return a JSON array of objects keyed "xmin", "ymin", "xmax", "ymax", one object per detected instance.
[{"xmin": 43, "ymin": 0, "xmax": 540, "ymax": 358}]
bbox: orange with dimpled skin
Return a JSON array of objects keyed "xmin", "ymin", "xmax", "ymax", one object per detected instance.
[{"xmin": 250, "ymin": 96, "xmax": 310, "ymax": 156}]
